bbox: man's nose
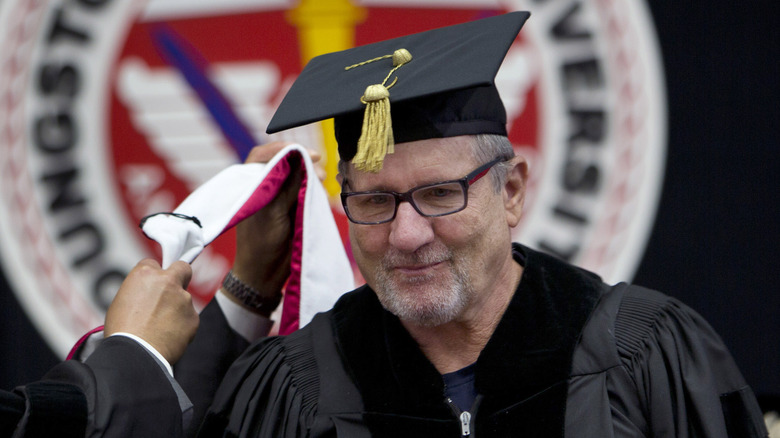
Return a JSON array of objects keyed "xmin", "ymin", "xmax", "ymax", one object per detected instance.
[{"xmin": 388, "ymin": 201, "xmax": 435, "ymax": 252}]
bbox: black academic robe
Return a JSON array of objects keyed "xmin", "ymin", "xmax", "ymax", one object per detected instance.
[
  {"xmin": 194, "ymin": 244, "xmax": 767, "ymax": 437},
  {"xmin": 3, "ymin": 244, "xmax": 766, "ymax": 437}
]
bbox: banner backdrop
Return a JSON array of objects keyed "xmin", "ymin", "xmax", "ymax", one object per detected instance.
[{"xmin": 1, "ymin": 0, "xmax": 777, "ymax": 406}]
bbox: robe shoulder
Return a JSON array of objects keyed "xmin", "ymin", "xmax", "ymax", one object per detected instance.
[
  {"xmin": 175, "ymin": 299, "xmax": 251, "ymax": 434},
  {"xmin": 568, "ymin": 284, "xmax": 768, "ymax": 437},
  {"xmin": 201, "ymin": 305, "xmax": 367, "ymax": 438}
]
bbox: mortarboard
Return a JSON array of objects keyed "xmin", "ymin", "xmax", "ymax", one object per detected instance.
[{"xmin": 266, "ymin": 11, "xmax": 530, "ymax": 171}]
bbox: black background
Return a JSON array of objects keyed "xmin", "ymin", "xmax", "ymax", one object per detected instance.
[{"xmin": 1, "ymin": 0, "xmax": 778, "ymax": 410}]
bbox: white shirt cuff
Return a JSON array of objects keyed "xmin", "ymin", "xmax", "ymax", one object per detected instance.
[
  {"xmin": 214, "ymin": 290, "xmax": 274, "ymax": 342},
  {"xmin": 110, "ymin": 332, "xmax": 174, "ymax": 377}
]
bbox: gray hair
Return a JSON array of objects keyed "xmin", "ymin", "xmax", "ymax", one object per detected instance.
[
  {"xmin": 337, "ymin": 134, "xmax": 515, "ymax": 193},
  {"xmin": 472, "ymin": 134, "xmax": 515, "ymax": 193}
]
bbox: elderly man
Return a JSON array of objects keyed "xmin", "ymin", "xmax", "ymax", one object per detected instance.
[
  {"xmin": 6, "ymin": 11, "xmax": 766, "ymax": 438},
  {"xmin": 188, "ymin": 11, "xmax": 763, "ymax": 438}
]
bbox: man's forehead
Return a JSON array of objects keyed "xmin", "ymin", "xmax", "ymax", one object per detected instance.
[{"xmin": 343, "ymin": 136, "xmax": 478, "ymax": 184}]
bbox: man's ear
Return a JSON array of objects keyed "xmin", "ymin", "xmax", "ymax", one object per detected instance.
[{"xmin": 503, "ymin": 155, "xmax": 528, "ymax": 227}]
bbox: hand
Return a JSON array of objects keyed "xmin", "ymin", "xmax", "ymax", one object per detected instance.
[
  {"xmin": 227, "ymin": 142, "xmax": 322, "ymax": 312},
  {"xmin": 105, "ymin": 259, "xmax": 198, "ymax": 364}
]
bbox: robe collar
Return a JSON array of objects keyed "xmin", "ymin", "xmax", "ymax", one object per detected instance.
[{"xmin": 331, "ymin": 244, "xmax": 604, "ymax": 437}]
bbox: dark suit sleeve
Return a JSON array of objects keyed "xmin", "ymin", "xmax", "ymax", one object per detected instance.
[
  {"xmin": 4, "ymin": 299, "xmax": 256, "ymax": 437},
  {"xmin": 615, "ymin": 287, "xmax": 768, "ymax": 437},
  {"xmin": 6, "ymin": 336, "xmax": 184, "ymax": 437},
  {"xmin": 1, "ymin": 389, "xmax": 26, "ymax": 436},
  {"xmin": 2, "ymin": 381, "xmax": 86, "ymax": 438}
]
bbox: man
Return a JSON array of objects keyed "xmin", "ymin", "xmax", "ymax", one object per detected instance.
[
  {"xmin": 185, "ymin": 11, "xmax": 765, "ymax": 437},
  {"xmin": 5, "ymin": 11, "xmax": 767, "ymax": 438}
]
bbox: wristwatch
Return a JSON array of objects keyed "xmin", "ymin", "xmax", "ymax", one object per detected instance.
[{"xmin": 221, "ymin": 270, "xmax": 282, "ymax": 316}]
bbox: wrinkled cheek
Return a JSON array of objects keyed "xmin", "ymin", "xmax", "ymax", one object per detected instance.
[
  {"xmin": 433, "ymin": 213, "xmax": 480, "ymax": 243},
  {"xmin": 349, "ymin": 224, "xmax": 389, "ymax": 253},
  {"xmin": 349, "ymin": 227, "xmax": 385, "ymax": 285}
]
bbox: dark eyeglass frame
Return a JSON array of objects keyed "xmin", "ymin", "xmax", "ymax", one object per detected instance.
[{"xmin": 340, "ymin": 157, "xmax": 505, "ymax": 225}]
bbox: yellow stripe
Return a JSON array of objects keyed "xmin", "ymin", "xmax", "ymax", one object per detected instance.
[{"xmin": 287, "ymin": 0, "xmax": 366, "ymax": 196}]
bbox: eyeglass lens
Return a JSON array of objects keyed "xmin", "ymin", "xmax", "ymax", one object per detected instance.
[{"xmin": 345, "ymin": 182, "xmax": 466, "ymax": 223}]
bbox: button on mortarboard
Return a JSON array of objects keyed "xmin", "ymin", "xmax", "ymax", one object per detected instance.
[{"xmin": 266, "ymin": 11, "xmax": 530, "ymax": 171}]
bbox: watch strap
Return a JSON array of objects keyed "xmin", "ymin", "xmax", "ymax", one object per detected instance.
[{"xmin": 221, "ymin": 270, "xmax": 282, "ymax": 316}]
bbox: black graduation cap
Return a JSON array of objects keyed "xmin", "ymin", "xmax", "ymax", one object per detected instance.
[{"xmin": 266, "ymin": 11, "xmax": 530, "ymax": 171}]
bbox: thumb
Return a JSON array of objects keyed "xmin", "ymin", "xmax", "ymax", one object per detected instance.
[{"xmin": 167, "ymin": 261, "xmax": 193, "ymax": 289}]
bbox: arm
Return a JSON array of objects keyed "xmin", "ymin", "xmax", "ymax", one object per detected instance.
[
  {"xmin": 7, "ymin": 257, "xmax": 198, "ymax": 437},
  {"xmin": 174, "ymin": 142, "xmax": 320, "ymax": 431},
  {"xmin": 2, "ymin": 382, "xmax": 85, "ymax": 438},
  {"xmin": 224, "ymin": 142, "xmax": 310, "ymax": 314},
  {"xmin": 4, "ymin": 142, "xmax": 316, "ymax": 437}
]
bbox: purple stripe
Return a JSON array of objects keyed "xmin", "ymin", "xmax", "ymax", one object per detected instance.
[{"xmin": 150, "ymin": 24, "xmax": 257, "ymax": 160}]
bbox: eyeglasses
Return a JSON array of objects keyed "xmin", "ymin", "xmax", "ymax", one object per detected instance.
[{"xmin": 340, "ymin": 157, "xmax": 504, "ymax": 225}]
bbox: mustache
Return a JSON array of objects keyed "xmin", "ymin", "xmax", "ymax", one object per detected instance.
[{"xmin": 381, "ymin": 244, "xmax": 452, "ymax": 268}]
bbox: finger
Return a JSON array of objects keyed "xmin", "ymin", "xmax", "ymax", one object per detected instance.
[
  {"xmin": 306, "ymin": 148, "xmax": 322, "ymax": 163},
  {"xmin": 167, "ymin": 260, "xmax": 193, "ymax": 289},
  {"xmin": 136, "ymin": 258, "xmax": 162, "ymax": 269},
  {"xmin": 314, "ymin": 163, "xmax": 327, "ymax": 182},
  {"xmin": 245, "ymin": 141, "xmax": 293, "ymax": 164}
]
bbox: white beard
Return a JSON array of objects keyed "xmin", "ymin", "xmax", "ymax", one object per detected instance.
[{"xmin": 373, "ymin": 243, "xmax": 473, "ymax": 327}]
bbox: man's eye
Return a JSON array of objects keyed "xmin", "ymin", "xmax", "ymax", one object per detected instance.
[
  {"xmin": 354, "ymin": 194, "xmax": 391, "ymax": 206},
  {"xmin": 419, "ymin": 185, "xmax": 460, "ymax": 199},
  {"xmin": 367, "ymin": 195, "xmax": 390, "ymax": 205},
  {"xmin": 429, "ymin": 187, "xmax": 455, "ymax": 197}
]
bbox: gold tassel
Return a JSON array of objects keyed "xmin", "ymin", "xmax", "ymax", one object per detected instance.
[
  {"xmin": 353, "ymin": 84, "xmax": 393, "ymax": 172},
  {"xmin": 346, "ymin": 49, "xmax": 412, "ymax": 172}
]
